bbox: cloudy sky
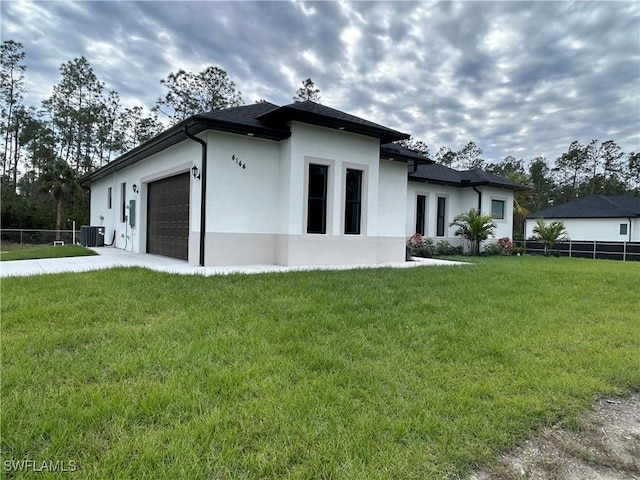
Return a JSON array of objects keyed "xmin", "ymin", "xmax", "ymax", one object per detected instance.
[{"xmin": 2, "ymin": 0, "xmax": 639, "ymax": 165}]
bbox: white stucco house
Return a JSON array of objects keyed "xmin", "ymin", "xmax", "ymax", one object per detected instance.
[
  {"xmin": 525, "ymin": 195, "xmax": 640, "ymax": 242},
  {"xmin": 82, "ymin": 100, "xmax": 525, "ymax": 266},
  {"xmin": 406, "ymin": 163, "xmax": 526, "ymax": 246}
]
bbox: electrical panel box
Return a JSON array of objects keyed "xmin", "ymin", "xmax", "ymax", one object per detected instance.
[{"xmin": 129, "ymin": 199, "xmax": 136, "ymax": 227}]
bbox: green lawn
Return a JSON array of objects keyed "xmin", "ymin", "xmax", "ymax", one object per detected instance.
[
  {"xmin": 0, "ymin": 244, "xmax": 97, "ymax": 261},
  {"xmin": 1, "ymin": 257, "xmax": 639, "ymax": 479}
]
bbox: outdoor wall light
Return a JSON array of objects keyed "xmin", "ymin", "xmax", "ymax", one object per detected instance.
[
  {"xmin": 192, "ymin": 165, "xmax": 201, "ymax": 179},
  {"xmin": 132, "ymin": 183, "xmax": 138, "ymax": 194}
]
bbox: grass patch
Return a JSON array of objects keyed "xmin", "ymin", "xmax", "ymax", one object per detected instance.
[
  {"xmin": 0, "ymin": 244, "xmax": 97, "ymax": 261},
  {"xmin": 1, "ymin": 257, "xmax": 639, "ymax": 478}
]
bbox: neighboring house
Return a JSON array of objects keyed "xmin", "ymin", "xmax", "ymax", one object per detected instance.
[
  {"xmin": 525, "ymin": 195, "xmax": 640, "ymax": 242},
  {"xmin": 406, "ymin": 163, "xmax": 527, "ymax": 247},
  {"xmin": 82, "ymin": 101, "xmax": 428, "ymax": 267}
]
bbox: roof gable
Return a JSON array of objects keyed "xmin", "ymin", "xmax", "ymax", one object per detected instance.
[{"xmin": 527, "ymin": 195, "xmax": 640, "ymax": 219}]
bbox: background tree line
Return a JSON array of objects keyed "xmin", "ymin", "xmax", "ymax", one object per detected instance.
[{"xmin": 2, "ymin": 39, "xmax": 637, "ymax": 237}]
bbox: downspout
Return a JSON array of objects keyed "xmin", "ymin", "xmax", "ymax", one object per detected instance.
[
  {"xmin": 472, "ymin": 186, "xmax": 482, "ymax": 211},
  {"xmin": 184, "ymin": 126, "xmax": 207, "ymax": 267},
  {"xmin": 629, "ymin": 218, "xmax": 633, "ymax": 243}
]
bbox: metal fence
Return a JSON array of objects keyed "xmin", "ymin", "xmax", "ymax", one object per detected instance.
[
  {"xmin": 517, "ymin": 240, "xmax": 640, "ymax": 262},
  {"xmin": 0, "ymin": 228, "xmax": 80, "ymax": 246}
]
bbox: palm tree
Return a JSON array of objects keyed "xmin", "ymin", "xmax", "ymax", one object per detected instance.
[
  {"xmin": 450, "ymin": 208, "xmax": 497, "ymax": 256},
  {"xmin": 39, "ymin": 158, "xmax": 78, "ymax": 240},
  {"xmin": 532, "ymin": 218, "xmax": 568, "ymax": 256}
]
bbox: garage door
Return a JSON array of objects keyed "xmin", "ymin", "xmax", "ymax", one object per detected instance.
[{"xmin": 147, "ymin": 173, "xmax": 190, "ymax": 260}]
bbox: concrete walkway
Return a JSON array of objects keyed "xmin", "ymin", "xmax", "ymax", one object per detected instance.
[{"xmin": 0, "ymin": 247, "xmax": 466, "ymax": 278}]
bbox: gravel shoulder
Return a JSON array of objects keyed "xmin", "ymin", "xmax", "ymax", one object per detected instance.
[{"xmin": 471, "ymin": 393, "xmax": 640, "ymax": 480}]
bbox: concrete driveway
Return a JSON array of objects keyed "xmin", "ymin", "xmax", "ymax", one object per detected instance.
[{"xmin": 0, "ymin": 246, "xmax": 465, "ymax": 278}]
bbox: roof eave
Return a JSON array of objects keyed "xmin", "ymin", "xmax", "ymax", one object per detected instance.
[
  {"xmin": 407, "ymin": 176, "xmax": 464, "ymax": 188},
  {"xmin": 80, "ymin": 117, "xmax": 291, "ymax": 187},
  {"xmin": 380, "ymin": 153, "xmax": 434, "ymax": 165}
]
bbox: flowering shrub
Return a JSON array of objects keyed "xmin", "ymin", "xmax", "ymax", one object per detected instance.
[
  {"xmin": 406, "ymin": 233, "xmax": 435, "ymax": 257},
  {"xmin": 407, "ymin": 235, "xmax": 463, "ymax": 257},
  {"xmin": 483, "ymin": 237, "xmax": 515, "ymax": 256},
  {"xmin": 497, "ymin": 237, "xmax": 514, "ymax": 255}
]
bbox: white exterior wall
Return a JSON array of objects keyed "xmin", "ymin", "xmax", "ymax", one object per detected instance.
[
  {"xmin": 200, "ymin": 131, "xmax": 282, "ymax": 265},
  {"xmin": 283, "ymin": 122, "xmax": 380, "ymax": 235},
  {"xmin": 376, "ymin": 160, "xmax": 409, "ymax": 262},
  {"xmin": 525, "ymin": 217, "xmax": 639, "ymax": 242},
  {"xmin": 480, "ymin": 186, "xmax": 515, "ymax": 240},
  {"xmin": 378, "ymin": 160, "xmax": 408, "ymax": 236},
  {"xmin": 89, "ymin": 140, "xmax": 198, "ymax": 256},
  {"xmin": 204, "ymin": 131, "xmax": 280, "ymax": 234},
  {"xmin": 276, "ymin": 122, "xmax": 398, "ymax": 266},
  {"xmin": 406, "ymin": 181, "xmax": 515, "ymax": 249}
]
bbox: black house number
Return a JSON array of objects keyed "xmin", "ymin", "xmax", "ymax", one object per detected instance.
[{"xmin": 232, "ymin": 154, "xmax": 246, "ymax": 169}]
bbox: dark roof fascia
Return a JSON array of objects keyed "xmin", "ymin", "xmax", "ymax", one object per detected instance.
[
  {"xmin": 257, "ymin": 103, "xmax": 410, "ymax": 144},
  {"xmin": 408, "ymin": 176, "xmax": 466, "ymax": 188},
  {"xmin": 475, "ymin": 180, "xmax": 529, "ymax": 191},
  {"xmin": 379, "ymin": 144, "xmax": 434, "ymax": 165},
  {"xmin": 408, "ymin": 176, "xmax": 528, "ymax": 190},
  {"xmin": 191, "ymin": 113, "xmax": 291, "ymax": 141},
  {"xmin": 81, "ymin": 116, "xmax": 291, "ymax": 187}
]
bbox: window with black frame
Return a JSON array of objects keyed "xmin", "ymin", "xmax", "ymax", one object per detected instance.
[
  {"xmin": 416, "ymin": 195, "xmax": 426, "ymax": 235},
  {"xmin": 307, "ymin": 164, "xmax": 328, "ymax": 234},
  {"xmin": 121, "ymin": 182, "xmax": 126, "ymax": 222},
  {"xmin": 436, "ymin": 196, "xmax": 446, "ymax": 236},
  {"xmin": 345, "ymin": 169, "xmax": 362, "ymax": 235}
]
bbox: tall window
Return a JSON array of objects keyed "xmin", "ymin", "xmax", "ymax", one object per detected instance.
[
  {"xmin": 107, "ymin": 187, "xmax": 112, "ymax": 209},
  {"xmin": 121, "ymin": 182, "xmax": 127, "ymax": 222},
  {"xmin": 491, "ymin": 199, "xmax": 505, "ymax": 219},
  {"xmin": 345, "ymin": 169, "xmax": 362, "ymax": 235},
  {"xmin": 307, "ymin": 164, "xmax": 328, "ymax": 234},
  {"xmin": 416, "ymin": 195, "xmax": 426, "ymax": 235},
  {"xmin": 436, "ymin": 196, "xmax": 446, "ymax": 237}
]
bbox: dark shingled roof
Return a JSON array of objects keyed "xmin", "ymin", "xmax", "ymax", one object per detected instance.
[
  {"xmin": 193, "ymin": 101, "xmax": 290, "ymax": 139},
  {"xmin": 409, "ymin": 163, "xmax": 527, "ymax": 190},
  {"xmin": 257, "ymin": 100, "xmax": 410, "ymax": 144},
  {"xmin": 526, "ymin": 195, "xmax": 640, "ymax": 219},
  {"xmin": 82, "ymin": 101, "xmax": 410, "ymax": 186},
  {"xmin": 380, "ymin": 143, "xmax": 434, "ymax": 164}
]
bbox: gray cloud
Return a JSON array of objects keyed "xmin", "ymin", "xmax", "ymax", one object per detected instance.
[{"xmin": 1, "ymin": 0, "xmax": 638, "ymax": 165}]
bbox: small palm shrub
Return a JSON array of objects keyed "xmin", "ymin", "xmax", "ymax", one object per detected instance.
[
  {"xmin": 450, "ymin": 208, "xmax": 497, "ymax": 256},
  {"xmin": 532, "ymin": 218, "xmax": 568, "ymax": 256}
]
